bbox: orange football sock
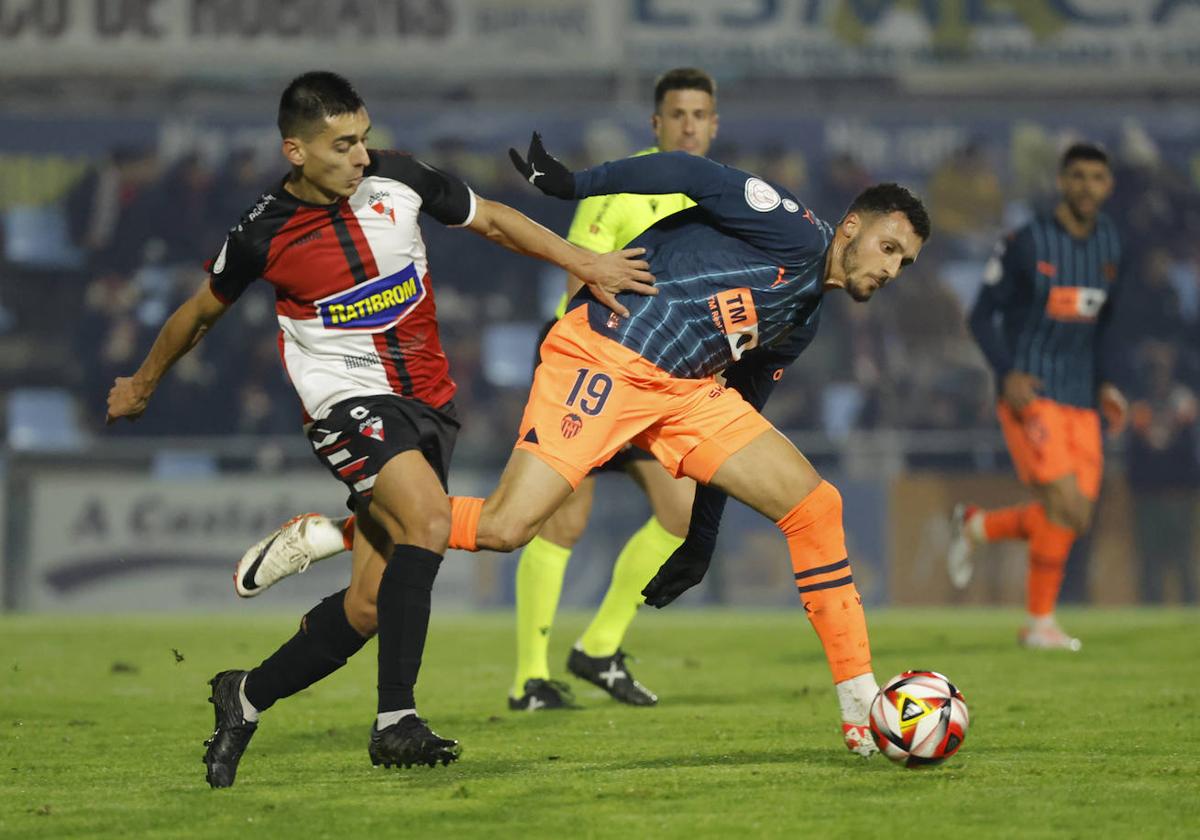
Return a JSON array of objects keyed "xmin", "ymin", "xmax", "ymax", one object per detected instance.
[
  {"xmin": 777, "ymin": 481, "xmax": 871, "ymax": 684},
  {"xmin": 982, "ymin": 503, "xmax": 1045, "ymax": 542},
  {"xmin": 1027, "ymin": 517, "xmax": 1076, "ymax": 617},
  {"xmin": 449, "ymin": 497, "xmax": 484, "ymax": 552}
]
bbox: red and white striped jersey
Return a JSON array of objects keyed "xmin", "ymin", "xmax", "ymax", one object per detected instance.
[{"xmin": 205, "ymin": 150, "xmax": 475, "ymax": 421}]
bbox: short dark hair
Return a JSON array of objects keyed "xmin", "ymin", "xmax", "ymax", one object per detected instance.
[
  {"xmin": 1060, "ymin": 142, "xmax": 1109, "ymax": 172},
  {"xmin": 846, "ymin": 183, "xmax": 931, "ymax": 241},
  {"xmin": 278, "ymin": 71, "xmax": 365, "ymax": 139},
  {"xmin": 653, "ymin": 67, "xmax": 716, "ymax": 109}
]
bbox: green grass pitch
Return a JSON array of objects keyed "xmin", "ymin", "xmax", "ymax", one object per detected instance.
[{"xmin": 2, "ymin": 608, "xmax": 1197, "ymax": 838}]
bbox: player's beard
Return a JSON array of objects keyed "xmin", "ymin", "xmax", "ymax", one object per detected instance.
[{"xmin": 841, "ymin": 236, "xmax": 872, "ymax": 302}]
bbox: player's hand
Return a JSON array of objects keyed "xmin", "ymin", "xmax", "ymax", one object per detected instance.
[
  {"xmin": 1098, "ymin": 382, "xmax": 1129, "ymax": 438},
  {"xmin": 508, "ymin": 132, "xmax": 575, "ymax": 199},
  {"xmin": 105, "ymin": 376, "xmax": 151, "ymax": 424},
  {"xmin": 642, "ymin": 540, "xmax": 714, "ymax": 608},
  {"xmin": 1001, "ymin": 371, "xmax": 1042, "ymax": 412},
  {"xmin": 573, "ymin": 247, "xmax": 656, "ymax": 318}
]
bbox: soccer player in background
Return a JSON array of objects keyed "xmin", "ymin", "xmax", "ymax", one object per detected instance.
[
  {"xmin": 236, "ymin": 68, "xmax": 721, "ymax": 712},
  {"xmin": 946, "ymin": 142, "xmax": 1128, "ymax": 650},
  {"xmin": 104, "ymin": 71, "xmax": 653, "ymax": 787},
  {"xmin": 446, "ymin": 134, "xmax": 930, "ymax": 756}
]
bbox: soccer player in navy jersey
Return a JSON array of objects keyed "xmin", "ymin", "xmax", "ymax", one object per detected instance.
[
  {"xmin": 105, "ymin": 72, "xmax": 653, "ymax": 787},
  {"xmin": 947, "ymin": 143, "xmax": 1128, "ymax": 650},
  {"xmin": 445, "ymin": 135, "xmax": 930, "ymax": 756}
]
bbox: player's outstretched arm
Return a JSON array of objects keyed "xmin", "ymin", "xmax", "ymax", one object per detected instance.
[
  {"xmin": 511, "ymin": 132, "xmax": 820, "ymax": 262},
  {"xmin": 466, "ymin": 196, "xmax": 655, "ymax": 317},
  {"xmin": 511, "ymin": 131, "xmax": 724, "ymax": 204},
  {"xmin": 105, "ymin": 280, "xmax": 229, "ymax": 424}
]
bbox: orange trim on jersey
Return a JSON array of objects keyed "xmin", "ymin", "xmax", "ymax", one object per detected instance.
[{"xmin": 1044, "ymin": 286, "xmax": 1106, "ymax": 322}]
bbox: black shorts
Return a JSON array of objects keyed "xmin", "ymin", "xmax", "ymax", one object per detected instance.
[
  {"xmin": 308, "ymin": 394, "xmax": 460, "ymax": 511},
  {"xmin": 533, "ymin": 316, "xmax": 652, "ymax": 477}
]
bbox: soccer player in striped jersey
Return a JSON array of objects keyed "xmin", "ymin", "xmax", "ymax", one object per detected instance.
[
  {"xmin": 447, "ymin": 134, "xmax": 930, "ymax": 756},
  {"xmin": 947, "ymin": 142, "xmax": 1128, "ymax": 650},
  {"xmin": 236, "ymin": 68, "xmax": 719, "ymax": 712},
  {"xmin": 104, "ymin": 71, "xmax": 653, "ymax": 786}
]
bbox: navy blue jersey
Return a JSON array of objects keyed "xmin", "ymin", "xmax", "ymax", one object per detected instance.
[
  {"xmin": 969, "ymin": 213, "xmax": 1123, "ymax": 410},
  {"xmin": 570, "ymin": 152, "xmax": 833, "ymax": 380}
]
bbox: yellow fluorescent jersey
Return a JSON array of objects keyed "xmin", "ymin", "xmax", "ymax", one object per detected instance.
[{"xmin": 556, "ymin": 147, "xmax": 696, "ymax": 318}]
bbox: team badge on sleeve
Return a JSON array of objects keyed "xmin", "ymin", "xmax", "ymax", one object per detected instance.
[{"xmin": 744, "ymin": 178, "xmax": 781, "ymax": 212}]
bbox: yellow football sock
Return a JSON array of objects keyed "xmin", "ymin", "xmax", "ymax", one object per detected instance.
[
  {"xmin": 577, "ymin": 517, "xmax": 683, "ymax": 657},
  {"xmin": 511, "ymin": 536, "xmax": 572, "ymax": 697}
]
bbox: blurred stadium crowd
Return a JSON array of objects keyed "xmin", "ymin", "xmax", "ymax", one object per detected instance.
[
  {"xmin": 2, "ymin": 115, "xmax": 1196, "ymax": 454},
  {"xmin": 1, "ymin": 107, "xmax": 1197, "ymax": 603}
]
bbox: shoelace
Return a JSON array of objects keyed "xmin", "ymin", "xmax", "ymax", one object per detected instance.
[{"xmin": 267, "ymin": 529, "xmax": 312, "ymax": 575}]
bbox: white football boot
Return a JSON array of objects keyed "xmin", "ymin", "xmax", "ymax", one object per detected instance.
[
  {"xmin": 946, "ymin": 503, "xmax": 980, "ymax": 590},
  {"xmin": 234, "ymin": 513, "xmax": 347, "ymax": 598},
  {"xmin": 1018, "ymin": 617, "xmax": 1082, "ymax": 651},
  {"xmin": 838, "ymin": 673, "xmax": 881, "ymax": 757}
]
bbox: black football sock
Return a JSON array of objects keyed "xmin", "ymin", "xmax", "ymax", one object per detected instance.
[
  {"xmin": 376, "ymin": 545, "xmax": 443, "ymax": 714},
  {"xmin": 243, "ymin": 588, "xmax": 368, "ymax": 713}
]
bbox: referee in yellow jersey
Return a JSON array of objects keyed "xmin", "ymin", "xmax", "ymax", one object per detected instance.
[{"xmin": 509, "ymin": 67, "xmax": 721, "ymax": 710}]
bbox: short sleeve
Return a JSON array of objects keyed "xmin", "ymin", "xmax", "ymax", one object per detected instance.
[
  {"xmin": 367, "ymin": 150, "xmax": 475, "ymax": 227},
  {"xmin": 205, "ymin": 225, "xmax": 264, "ymax": 305}
]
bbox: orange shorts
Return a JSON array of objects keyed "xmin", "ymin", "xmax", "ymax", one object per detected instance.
[
  {"xmin": 997, "ymin": 398, "xmax": 1102, "ymax": 499},
  {"xmin": 515, "ymin": 307, "xmax": 772, "ymax": 488}
]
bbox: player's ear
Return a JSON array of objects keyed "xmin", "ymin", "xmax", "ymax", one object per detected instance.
[
  {"xmin": 840, "ymin": 211, "xmax": 861, "ymax": 237},
  {"xmin": 282, "ymin": 137, "xmax": 305, "ymax": 168},
  {"xmin": 710, "ymin": 112, "xmax": 720, "ymax": 140},
  {"xmin": 651, "ymin": 111, "xmax": 662, "ymax": 138}
]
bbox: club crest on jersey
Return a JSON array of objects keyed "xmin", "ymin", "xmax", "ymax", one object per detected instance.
[
  {"xmin": 368, "ymin": 190, "xmax": 395, "ymax": 224},
  {"xmin": 359, "ymin": 415, "xmax": 385, "ymax": 441},
  {"xmin": 561, "ymin": 413, "xmax": 583, "ymax": 439},
  {"xmin": 316, "ymin": 262, "xmax": 425, "ymax": 332}
]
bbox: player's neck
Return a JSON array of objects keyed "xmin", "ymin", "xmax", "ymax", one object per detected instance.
[
  {"xmin": 1053, "ymin": 202, "xmax": 1097, "ymax": 239},
  {"xmin": 821, "ymin": 239, "xmax": 845, "ymax": 292},
  {"xmin": 284, "ymin": 173, "xmax": 341, "ymax": 206}
]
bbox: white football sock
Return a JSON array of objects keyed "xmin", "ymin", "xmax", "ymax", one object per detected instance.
[
  {"xmin": 966, "ymin": 510, "xmax": 987, "ymax": 543},
  {"xmin": 836, "ymin": 673, "xmax": 879, "ymax": 724},
  {"xmin": 239, "ymin": 675, "xmax": 260, "ymax": 723},
  {"xmin": 376, "ymin": 709, "xmax": 417, "ymax": 729},
  {"xmin": 308, "ymin": 516, "xmax": 351, "ymax": 559}
]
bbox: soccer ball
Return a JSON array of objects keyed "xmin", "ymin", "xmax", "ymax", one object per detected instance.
[{"xmin": 869, "ymin": 670, "xmax": 969, "ymax": 768}]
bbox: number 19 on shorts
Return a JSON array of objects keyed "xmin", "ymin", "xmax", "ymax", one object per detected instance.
[{"xmin": 565, "ymin": 368, "xmax": 612, "ymax": 416}]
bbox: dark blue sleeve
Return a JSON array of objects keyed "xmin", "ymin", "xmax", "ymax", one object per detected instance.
[
  {"xmin": 573, "ymin": 152, "xmax": 825, "ymax": 264},
  {"xmin": 969, "ymin": 227, "xmax": 1030, "ymax": 381},
  {"xmin": 682, "ymin": 328, "xmax": 810, "ymax": 546},
  {"xmin": 1094, "ymin": 243, "xmax": 1127, "ymax": 387}
]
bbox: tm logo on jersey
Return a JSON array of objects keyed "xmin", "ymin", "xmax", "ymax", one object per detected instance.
[
  {"xmin": 316, "ymin": 263, "xmax": 424, "ymax": 331},
  {"xmin": 708, "ymin": 287, "xmax": 760, "ymax": 361}
]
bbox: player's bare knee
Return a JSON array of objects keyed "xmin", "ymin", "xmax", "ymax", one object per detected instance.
[
  {"xmin": 489, "ymin": 517, "xmax": 541, "ymax": 553},
  {"xmin": 652, "ymin": 493, "xmax": 692, "ymax": 538},
  {"xmin": 539, "ymin": 506, "xmax": 588, "ymax": 548},
  {"xmin": 403, "ymin": 506, "xmax": 451, "ymax": 553}
]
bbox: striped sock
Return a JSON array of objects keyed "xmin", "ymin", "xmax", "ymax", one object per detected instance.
[{"xmin": 778, "ymin": 481, "xmax": 872, "ymax": 684}]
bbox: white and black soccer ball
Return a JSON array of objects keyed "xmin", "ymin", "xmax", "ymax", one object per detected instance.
[{"xmin": 869, "ymin": 670, "xmax": 969, "ymax": 768}]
